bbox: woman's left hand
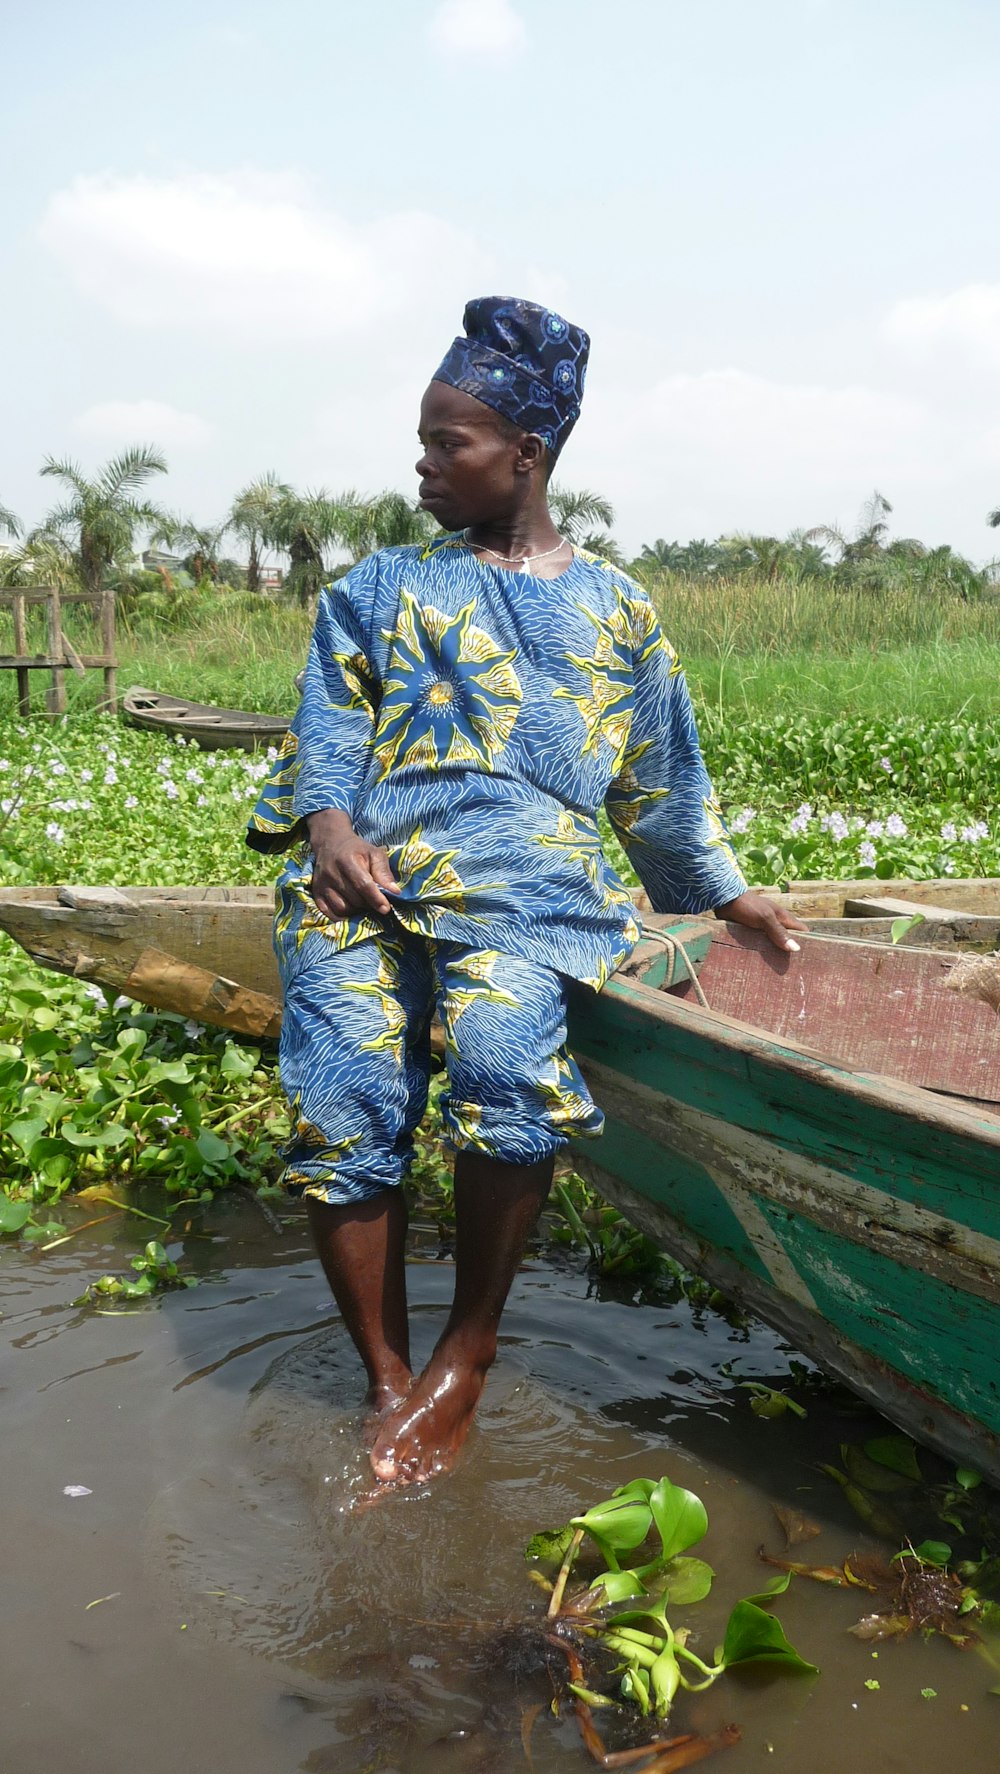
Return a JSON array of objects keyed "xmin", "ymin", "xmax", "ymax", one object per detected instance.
[{"xmin": 714, "ymin": 890, "xmax": 808, "ymax": 953}]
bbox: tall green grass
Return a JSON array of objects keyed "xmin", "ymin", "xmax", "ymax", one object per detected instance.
[
  {"xmin": 2, "ymin": 576, "xmax": 997, "ymax": 722},
  {"xmin": 645, "ymin": 573, "xmax": 1000, "ymax": 722}
]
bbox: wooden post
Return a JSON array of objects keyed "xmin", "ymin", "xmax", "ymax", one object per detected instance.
[
  {"xmin": 12, "ymin": 592, "xmax": 30, "ymax": 717},
  {"xmin": 99, "ymin": 589, "xmax": 117, "ymax": 713},
  {"xmin": 45, "ymin": 588, "xmax": 67, "ymax": 716}
]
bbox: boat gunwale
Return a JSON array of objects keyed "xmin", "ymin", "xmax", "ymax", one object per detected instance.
[{"xmin": 596, "ymin": 949, "xmax": 1000, "ymax": 1145}]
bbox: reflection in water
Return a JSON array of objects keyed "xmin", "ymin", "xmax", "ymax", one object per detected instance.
[{"xmin": 3, "ymin": 1199, "xmax": 999, "ymax": 1774}]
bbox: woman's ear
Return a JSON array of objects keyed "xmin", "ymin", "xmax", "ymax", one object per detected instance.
[{"xmin": 515, "ymin": 432, "xmax": 548, "ymax": 476}]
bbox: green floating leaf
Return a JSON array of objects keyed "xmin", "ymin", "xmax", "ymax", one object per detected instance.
[
  {"xmin": 195, "ymin": 1130, "xmax": 231, "ymax": 1165},
  {"xmin": 6, "ymin": 1117, "xmax": 49, "ymax": 1155},
  {"xmin": 0, "ymin": 1198, "xmax": 32, "ymax": 1234},
  {"xmin": 719, "ymin": 1601, "xmax": 818, "ymax": 1675},
  {"xmin": 910, "ymin": 1541, "xmax": 952, "ymax": 1568},
  {"xmin": 955, "ymin": 1468, "xmax": 982, "ymax": 1492},
  {"xmin": 586, "ymin": 1569, "xmax": 648, "ymax": 1605},
  {"xmin": 571, "ymin": 1496, "xmax": 653, "ymax": 1554},
  {"xmin": 863, "ymin": 1435, "xmax": 922, "ymax": 1481},
  {"xmin": 60, "ymin": 1121, "xmax": 131, "ymax": 1149},
  {"xmin": 524, "ymin": 1524, "xmax": 575, "ymax": 1565},
  {"xmin": 842, "ymin": 1443, "xmax": 918, "ymax": 1493},
  {"xmin": 660, "ymin": 1555, "xmax": 715, "ymax": 1606},
  {"xmin": 613, "ymin": 1478, "xmax": 657, "ymax": 1503},
  {"xmin": 743, "ymin": 1572, "xmax": 793, "ymax": 1606},
  {"xmin": 649, "ymin": 1476, "xmax": 708, "ymax": 1561}
]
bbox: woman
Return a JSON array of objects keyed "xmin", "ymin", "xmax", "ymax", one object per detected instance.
[{"xmin": 248, "ymin": 296, "xmax": 803, "ymax": 1487}]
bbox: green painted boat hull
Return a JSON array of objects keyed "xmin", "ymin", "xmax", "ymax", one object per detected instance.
[{"xmin": 568, "ymin": 929, "xmax": 1000, "ymax": 1484}]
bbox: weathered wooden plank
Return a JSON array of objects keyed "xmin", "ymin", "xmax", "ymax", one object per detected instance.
[
  {"xmin": 0, "ymin": 887, "xmax": 280, "ymax": 999},
  {"xmin": 808, "ymin": 915, "xmax": 1000, "ymax": 947},
  {"xmin": 670, "ymin": 922, "xmax": 1000, "ymax": 1101},
  {"xmin": 843, "ymin": 894, "xmax": 969, "ymax": 920},
  {"xmin": 758, "ymin": 876, "xmax": 1000, "ymax": 918},
  {"xmin": 0, "ymin": 589, "xmax": 106, "ymax": 607},
  {"xmin": 0, "ymin": 653, "xmax": 115, "ymax": 669}
]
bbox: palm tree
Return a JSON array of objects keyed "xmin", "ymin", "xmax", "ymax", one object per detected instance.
[
  {"xmin": 0, "ymin": 501, "xmax": 21, "ymax": 541},
  {"xmin": 806, "ymin": 490, "xmax": 896, "ymax": 585},
  {"xmin": 638, "ymin": 538, "xmax": 687, "ymax": 571},
  {"xmin": 228, "ymin": 472, "xmax": 292, "ymax": 594},
  {"xmin": 548, "ymin": 484, "xmax": 615, "ymax": 545},
  {"xmin": 679, "ymin": 539, "xmax": 722, "ymax": 576},
  {"xmin": 987, "ymin": 505, "xmax": 1000, "ymax": 529},
  {"xmin": 265, "ymin": 490, "xmax": 348, "ymax": 608},
  {"xmin": 335, "ymin": 490, "xmax": 432, "ymax": 564},
  {"xmin": 165, "ymin": 520, "xmax": 230, "ymax": 584},
  {"xmin": 0, "ymin": 533, "xmax": 78, "ymax": 592},
  {"xmin": 37, "ymin": 445, "xmax": 172, "ymax": 596}
]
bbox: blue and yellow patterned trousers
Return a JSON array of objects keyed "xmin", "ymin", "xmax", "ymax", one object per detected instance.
[{"xmin": 277, "ymin": 928, "xmax": 604, "ymax": 1204}]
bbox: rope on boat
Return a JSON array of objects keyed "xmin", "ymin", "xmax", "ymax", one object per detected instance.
[{"xmin": 638, "ymin": 927, "xmax": 712, "ymax": 1012}]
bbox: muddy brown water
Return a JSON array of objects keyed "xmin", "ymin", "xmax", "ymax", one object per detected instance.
[{"xmin": 2, "ymin": 1196, "xmax": 996, "ymax": 1774}]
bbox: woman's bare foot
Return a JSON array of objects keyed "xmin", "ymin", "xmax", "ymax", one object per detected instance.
[
  {"xmin": 362, "ymin": 1369, "xmax": 413, "ymax": 1446},
  {"xmin": 368, "ymin": 1340, "xmax": 495, "ymax": 1484}
]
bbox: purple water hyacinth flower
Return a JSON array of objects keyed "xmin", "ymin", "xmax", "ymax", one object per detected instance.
[
  {"xmin": 960, "ymin": 820, "xmax": 989, "ymax": 843},
  {"xmin": 859, "ymin": 840, "xmax": 877, "ymax": 867},
  {"xmin": 879, "ymin": 757, "xmax": 893, "ymax": 773},
  {"xmin": 885, "ymin": 813, "xmax": 908, "ymax": 838},
  {"xmin": 940, "ymin": 822, "xmax": 958, "ymax": 842}
]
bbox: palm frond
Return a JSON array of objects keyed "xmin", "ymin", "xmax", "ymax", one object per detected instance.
[
  {"xmin": 99, "ymin": 445, "xmax": 169, "ymax": 497},
  {"xmin": 40, "ymin": 456, "xmax": 90, "ymax": 498}
]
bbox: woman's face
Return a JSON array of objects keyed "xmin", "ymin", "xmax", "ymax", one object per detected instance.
[{"xmin": 415, "ymin": 381, "xmax": 540, "ymax": 531}]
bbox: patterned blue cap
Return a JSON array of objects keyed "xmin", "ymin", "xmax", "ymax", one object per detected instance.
[{"xmin": 432, "ymin": 296, "xmax": 589, "ymax": 457}]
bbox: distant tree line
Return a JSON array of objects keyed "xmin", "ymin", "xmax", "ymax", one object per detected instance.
[{"xmin": 1, "ymin": 456, "xmax": 996, "ymax": 605}]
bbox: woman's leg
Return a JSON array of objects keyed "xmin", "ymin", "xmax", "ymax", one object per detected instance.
[
  {"xmin": 307, "ymin": 1190, "xmax": 412, "ymax": 1411},
  {"xmin": 369, "ymin": 948, "xmax": 601, "ymax": 1483},
  {"xmin": 279, "ymin": 932, "xmax": 432, "ymax": 1415}
]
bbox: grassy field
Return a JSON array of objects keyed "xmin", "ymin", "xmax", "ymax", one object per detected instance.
[{"xmin": 4, "ymin": 573, "xmax": 1000, "ymax": 725}]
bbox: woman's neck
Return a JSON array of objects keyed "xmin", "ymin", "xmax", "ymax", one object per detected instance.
[{"xmin": 464, "ymin": 505, "xmax": 562, "ymax": 560}]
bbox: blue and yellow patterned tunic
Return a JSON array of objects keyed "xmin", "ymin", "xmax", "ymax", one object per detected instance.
[{"xmin": 246, "ymin": 535, "xmax": 747, "ymax": 990}]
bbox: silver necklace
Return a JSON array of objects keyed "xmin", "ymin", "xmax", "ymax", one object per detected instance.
[{"xmin": 463, "ymin": 530, "xmax": 569, "ymax": 574}]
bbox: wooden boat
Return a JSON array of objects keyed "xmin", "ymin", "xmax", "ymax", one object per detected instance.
[
  {"xmin": 123, "ymin": 686, "xmax": 289, "ymax": 752},
  {"xmin": 1, "ymin": 876, "xmax": 999, "ymax": 1474},
  {"xmin": 0, "ymin": 877, "xmax": 996, "ymax": 1040},
  {"xmin": 0, "ymin": 886, "xmax": 281, "ymax": 1038},
  {"xmin": 566, "ymin": 915, "xmax": 1000, "ymax": 1486}
]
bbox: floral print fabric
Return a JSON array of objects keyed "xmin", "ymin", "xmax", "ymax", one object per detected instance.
[
  {"xmin": 247, "ymin": 535, "xmax": 747, "ymax": 990},
  {"xmin": 278, "ymin": 930, "xmax": 603, "ymax": 1203}
]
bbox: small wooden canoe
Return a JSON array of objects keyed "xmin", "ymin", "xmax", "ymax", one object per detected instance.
[
  {"xmin": 0, "ymin": 885, "xmax": 281, "ymax": 1038},
  {"xmin": 123, "ymin": 686, "xmax": 289, "ymax": 752},
  {"xmin": 567, "ymin": 916, "xmax": 1000, "ymax": 1485}
]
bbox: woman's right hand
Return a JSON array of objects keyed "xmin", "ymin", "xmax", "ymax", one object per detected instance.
[{"xmin": 306, "ymin": 809, "xmax": 398, "ymax": 919}]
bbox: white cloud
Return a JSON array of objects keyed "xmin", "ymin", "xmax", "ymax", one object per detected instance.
[
  {"xmin": 75, "ymin": 399, "xmax": 214, "ymax": 448},
  {"xmin": 427, "ymin": 0, "xmax": 526, "ymax": 58},
  {"xmin": 883, "ymin": 283, "xmax": 1000, "ymax": 368},
  {"xmin": 580, "ymin": 366, "xmax": 940, "ymax": 546},
  {"xmin": 39, "ymin": 172, "xmax": 492, "ymax": 342}
]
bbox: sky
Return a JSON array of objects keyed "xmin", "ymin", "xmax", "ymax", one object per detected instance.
[{"xmin": 3, "ymin": 0, "xmax": 1000, "ymax": 561}]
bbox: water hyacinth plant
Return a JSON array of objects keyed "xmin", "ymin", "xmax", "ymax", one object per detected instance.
[{"xmin": 527, "ymin": 1474, "xmax": 815, "ymax": 1762}]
